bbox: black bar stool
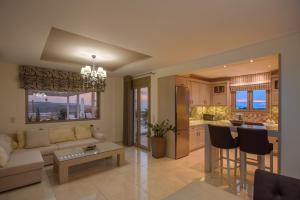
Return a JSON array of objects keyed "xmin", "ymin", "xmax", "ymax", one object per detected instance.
[
  {"xmin": 208, "ymin": 125, "xmax": 239, "ymax": 180},
  {"xmin": 237, "ymin": 127, "xmax": 274, "ymax": 187}
]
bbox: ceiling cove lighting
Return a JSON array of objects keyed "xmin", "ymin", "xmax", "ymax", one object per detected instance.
[{"xmin": 80, "ymin": 55, "xmax": 107, "ymax": 91}]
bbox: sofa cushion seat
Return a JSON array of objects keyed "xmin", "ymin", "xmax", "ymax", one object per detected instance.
[
  {"xmin": 0, "ymin": 150, "xmax": 44, "ymax": 178},
  {"xmin": 56, "ymin": 138, "xmax": 99, "ymax": 149}
]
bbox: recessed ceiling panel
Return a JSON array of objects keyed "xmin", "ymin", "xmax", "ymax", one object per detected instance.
[{"xmin": 41, "ymin": 27, "xmax": 151, "ymax": 71}]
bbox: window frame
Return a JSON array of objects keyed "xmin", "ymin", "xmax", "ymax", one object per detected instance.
[
  {"xmin": 25, "ymin": 90, "xmax": 100, "ymax": 124},
  {"xmin": 232, "ymin": 89, "xmax": 270, "ymax": 112}
]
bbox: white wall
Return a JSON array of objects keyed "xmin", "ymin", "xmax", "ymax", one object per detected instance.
[
  {"xmin": 0, "ymin": 63, "xmax": 123, "ymax": 142},
  {"xmin": 151, "ymin": 32, "xmax": 300, "ymax": 179}
]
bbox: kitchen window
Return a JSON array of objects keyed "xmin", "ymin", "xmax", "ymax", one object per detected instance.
[
  {"xmin": 234, "ymin": 89, "xmax": 268, "ymax": 112},
  {"xmin": 26, "ymin": 90, "xmax": 99, "ymax": 123},
  {"xmin": 252, "ymin": 90, "xmax": 267, "ymax": 111},
  {"xmin": 235, "ymin": 90, "xmax": 248, "ymax": 110}
]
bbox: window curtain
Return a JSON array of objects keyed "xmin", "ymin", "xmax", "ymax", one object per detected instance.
[
  {"xmin": 230, "ymin": 72, "xmax": 271, "ymax": 91},
  {"xmin": 19, "ymin": 66, "xmax": 105, "ymax": 92},
  {"xmin": 123, "ymin": 76, "xmax": 134, "ymax": 146}
]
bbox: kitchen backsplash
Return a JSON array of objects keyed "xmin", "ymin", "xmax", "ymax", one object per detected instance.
[
  {"xmin": 191, "ymin": 105, "xmax": 279, "ymax": 123},
  {"xmin": 190, "ymin": 106, "xmax": 230, "ymax": 120}
]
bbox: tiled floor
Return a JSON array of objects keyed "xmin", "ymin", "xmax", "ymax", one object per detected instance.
[{"xmin": 0, "ymin": 147, "xmax": 276, "ymax": 200}]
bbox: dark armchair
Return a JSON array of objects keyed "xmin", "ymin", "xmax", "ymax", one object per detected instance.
[{"xmin": 254, "ymin": 169, "xmax": 300, "ymax": 200}]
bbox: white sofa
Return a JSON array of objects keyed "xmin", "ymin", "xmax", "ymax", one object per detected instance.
[
  {"xmin": 0, "ymin": 150, "xmax": 43, "ymax": 192},
  {"xmin": 0, "ymin": 125, "xmax": 105, "ymax": 192}
]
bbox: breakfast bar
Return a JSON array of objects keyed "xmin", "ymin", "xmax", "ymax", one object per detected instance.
[{"xmin": 190, "ymin": 120, "xmax": 280, "ymax": 174}]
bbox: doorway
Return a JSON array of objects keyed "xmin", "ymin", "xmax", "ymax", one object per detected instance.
[{"xmin": 133, "ymin": 77, "xmax": 151, "ymax": 150}]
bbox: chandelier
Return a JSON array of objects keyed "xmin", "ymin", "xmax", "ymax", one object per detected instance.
[{"xmin": 80, "ymin": 55, "xmax": 107, "ymax": 92}]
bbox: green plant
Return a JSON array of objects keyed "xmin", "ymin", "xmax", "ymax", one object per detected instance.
[
  {"xmin": 58, "ymin": 108, "xmax": 67, "ymax": 120},
  {"xmin": 148, "ymin": 119, "xmax": 175, "ymax": 137}
]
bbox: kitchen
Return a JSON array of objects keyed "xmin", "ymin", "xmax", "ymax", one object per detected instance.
[{"xmin": 158, "ymin": 54, "xmax": 280, "ymax": 174}]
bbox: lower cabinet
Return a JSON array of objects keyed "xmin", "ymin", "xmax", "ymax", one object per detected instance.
[{"xmin": 189, "ymin": 125, "xmax": 205, "ymax": 152}]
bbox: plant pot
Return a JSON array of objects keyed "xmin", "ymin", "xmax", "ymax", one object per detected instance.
[{"xmin": 151, "ymin": 136, "xmax": 166, "ymax": 158}]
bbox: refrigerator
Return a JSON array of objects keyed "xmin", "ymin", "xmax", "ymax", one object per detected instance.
[{"xmin": 175, "ymin": 85, "xmax": 190, "ymax": 159}]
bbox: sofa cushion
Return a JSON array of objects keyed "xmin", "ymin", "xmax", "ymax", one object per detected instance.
[
  {"xmin": 25, "ymin": 129, "xmax": 50, "ymax": 148},
  {"xmin": 0, "ymin": 150, "xmax": 43, "ymax": 178},
  {"xmin": 17, "ymin": 130, "xmax": 25, "ymax": 148},
  {"xmin": 75, "ymin": 125, "xmax": 92, "ymax": 140},
  {"xmin": 0, "ymin": 146, "xmax": 9, "ymax": 167},
  {"xmin": 0, "ymin": 134, "xmax": 12, "ymax": 154},
  {"xmin": 49, "ymin": 126, "xmax": 76, "ymax": 144},
  {"xmin": 93, "ymin": 132, "xmax": 106, "ymax": 142},
  {"xmin": 56, "ymin": 138, "xmax": 99, "ymax": 149}
]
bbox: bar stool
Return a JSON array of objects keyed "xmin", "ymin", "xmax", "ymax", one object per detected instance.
[
  {"xmin": 208, "ymin": 125, "xmax": 239, "ymax": 180},
  {"xmin": 237, "ymin": 127, "xmax": 274, "ymax": 188}
]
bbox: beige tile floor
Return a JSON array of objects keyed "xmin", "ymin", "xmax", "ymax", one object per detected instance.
[{"xmin": 0, "ymin": 147, "xmax": 277, "ymax": 200}]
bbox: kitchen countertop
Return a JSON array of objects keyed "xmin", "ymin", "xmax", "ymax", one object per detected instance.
[{"xmin": 189, "ymin": 119, "xmax": 279, "ymax": 132}]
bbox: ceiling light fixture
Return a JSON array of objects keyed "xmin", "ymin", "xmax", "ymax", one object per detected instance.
[
  {"xmin": 80, "ymin": 55, "xmax": 107, "ymax": 92},
  {"xmin": 250, "ymin": 59, "xmax": 254, "ymax": 63},
  {"xmin": 223, "ymin": 65, "xmax": 227, "ymax": 68}
]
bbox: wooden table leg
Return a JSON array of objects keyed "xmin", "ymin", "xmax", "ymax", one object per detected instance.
[
  {"xmin": 117, "ymin": 151, "xmax": 125, "ymax": 166},
  {"xmin": 58, "ymin": 165, "xmax": 69, "ymax": 184},
  {"xmin": 53, "ymin": 161, "xmax": 58, "ymax": 173}
]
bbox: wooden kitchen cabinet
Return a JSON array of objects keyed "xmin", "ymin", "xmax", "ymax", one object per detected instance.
[
  {"xmin": 189, "ymin": 80, "xmax": 211, "ymax": 106},
  {"xmin": 189, "ymin": 125, "xmax": 205, "ymax": 152},
  {"xmin": 212, "ymin": 82, "xmax": 228, "ymax": 106},
  {"xmin": 272, "ymin": 91, "xmax": 279, "ymax": 106}
]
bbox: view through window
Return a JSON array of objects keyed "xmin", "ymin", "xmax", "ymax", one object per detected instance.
[
  {"xmin": 235, "ymin": 89, "xmax": 267, "ymax": 111},
  {"xmin": 26, "ymin": 90, "xmax": 99, "ymax": 123},
  {"xmin": 252, "ymin": 90, "xmax": 267, "ymax": 110},
  {"xmin": 236, "ymin": 90, "xmax": 248, "ymax": 110}
]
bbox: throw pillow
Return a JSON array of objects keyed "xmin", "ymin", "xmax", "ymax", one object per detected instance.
[
  {"xmin": 0, "ymin": 146, "xmax": 9, "ymax": 168},
  {"xmin": 93, "ymin": 132, "xmax": 106, "ymax": 142},
  {"xmin": 75, "ymin": 126, "xmax": 92, "ymax": 140},
  {"xmin": 0, "ymin": 134, "xmax": 12, "ymax": 154},
  {"xmin": 17, "ymin": 130, "xmax": 25, "ymax": 148},
  {"xmin": 25, "ymin": 129, "xmax": 50, "ymax": 148},
  {"xmin": 49, "ymin": 126, "xmax": 76, "ymax": 143}
]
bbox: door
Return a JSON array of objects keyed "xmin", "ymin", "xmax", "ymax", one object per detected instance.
[
  {"xmin": 133, "ymin": 78, "xmax": 151, "ymax": 150},
  {"xmin": 175, "ymin": 85, "xmax": 190, "ymax": 159}
]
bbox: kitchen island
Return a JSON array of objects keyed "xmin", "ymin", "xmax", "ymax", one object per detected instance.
[{"xmin": 190, "ymin": 120, "xmax": 280, "ymax": 173}]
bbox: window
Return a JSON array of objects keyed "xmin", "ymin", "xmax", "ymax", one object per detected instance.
[
  {"xmin": 236, "ymin": 90, "xmax": 248, "ymax": 110},
  {"xmin": 252, "ymin": 90, "xmax": 267, "ymax": 110},
  {"xmin": 234, "ymin": 89, "xmax": 268, "ymax": 111},
  {"xmin": 26, "ymin": 90, "xmax": 99, "ymax": 123}
]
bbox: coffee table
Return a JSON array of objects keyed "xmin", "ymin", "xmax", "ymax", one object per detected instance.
[{"xmin": 53, "ymin": 142, "xmax": 125, "ymax": 184}]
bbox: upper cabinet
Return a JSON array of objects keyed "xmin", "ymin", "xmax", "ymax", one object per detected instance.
[
  {"xmin": 189, "ymin": 80, "xmax": 211, "ymax": 106},
  {"xmin": 175, "ymin": 76, "xmax": 188, "ymax": 87},
  {"xmin": 271, "ymin": 75, "xmax": 279, "ymax": 106},
  {"xmin": 211, "ymin": 82, "xmax": 228, "ymax": 106}
]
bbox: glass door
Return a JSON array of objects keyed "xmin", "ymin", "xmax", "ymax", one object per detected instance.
[{"xmin": 134, "ymin": 86, "xmax": 150, "ymax": 150}]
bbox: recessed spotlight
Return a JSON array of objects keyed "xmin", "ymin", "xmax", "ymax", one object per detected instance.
[
  {"xmin": 223, "ymin": 65, "xmax": 227, "ymax": 68},
  {"xmin": 268, "ymin": 65, "xmax": 271, "ymax": 68},
  {"xmin": 250, "ymin": 59, "xmax": 254, "ymax": 63}
]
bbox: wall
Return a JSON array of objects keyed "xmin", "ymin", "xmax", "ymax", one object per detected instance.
[
  {"xmin": 0, "ymin": 63, "xmax": 123, "ymax": 142},
  {"xmin": 151, "ymin": 32, "xmax": 300, "ymax": 179}
]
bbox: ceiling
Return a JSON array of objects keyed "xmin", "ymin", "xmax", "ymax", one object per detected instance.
[
  {"xmin": 41, "ymin": 27, "xmax": 150, "ymax": 71},
  {"xmin": 187, "ymin": 54, "xmax": 279, "ymax": 80},
  {"xmin": 0, "ymin": 0, "xmax": 299, "ymax": 76}
]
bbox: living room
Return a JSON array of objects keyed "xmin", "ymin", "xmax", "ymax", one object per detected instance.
[{"xmin": 1, "ymin": 1, "xmax": 300, "ymax": 200}]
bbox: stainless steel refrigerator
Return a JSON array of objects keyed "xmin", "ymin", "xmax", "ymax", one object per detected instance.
[{"xmin": 175, "ymin": 85, "xmax": 190, "ymax": 159}]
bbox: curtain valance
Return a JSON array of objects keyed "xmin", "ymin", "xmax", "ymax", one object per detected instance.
[
  {"xmin": 230, "ymin": 72, "xmax": 271, "ymax": 91},
  {"xmin": 19, "ymin": 66, "xmax": 103, "ymax": 92}
]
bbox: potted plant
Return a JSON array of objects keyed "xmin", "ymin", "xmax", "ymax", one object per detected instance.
[{"xmin": 148, "ymin": 119, "xmax": 175, "ymax": 158}]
